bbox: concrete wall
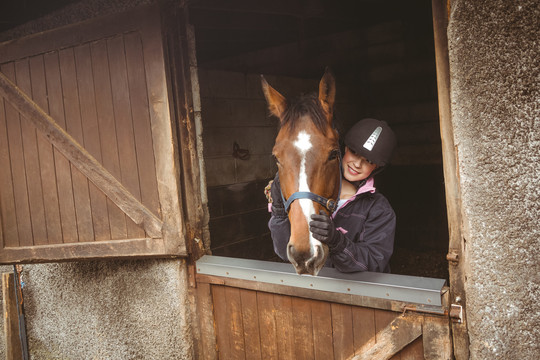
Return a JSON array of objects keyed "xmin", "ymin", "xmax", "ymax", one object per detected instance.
[
  {"xmin": 1, "ymin": 260, "xmax": 193, "ymax": 359},
  {"xmin": 448, "ymin": 1, "xmax": 540, "ymax": 358}
]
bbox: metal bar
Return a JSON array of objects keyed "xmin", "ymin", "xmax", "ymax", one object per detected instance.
[{"xmin": 196, "ymin": 255, "xmax": 446, "ymax": 306}]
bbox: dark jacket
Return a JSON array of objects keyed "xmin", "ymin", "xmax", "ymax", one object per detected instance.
[{"xmin": 269, "ymin": 174, "xmax": 395, "ymax": 273}]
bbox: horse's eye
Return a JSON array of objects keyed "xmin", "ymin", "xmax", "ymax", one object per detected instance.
[
  {"xmin": 273, "ymin": 154, "xmax": 281, "ymax": 165},
  {"xmin": 328, "ymin": 149, "xmax": 340, "ymax": 161}
]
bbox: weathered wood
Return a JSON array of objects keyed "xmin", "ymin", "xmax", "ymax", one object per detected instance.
[
  {"xmin": 331, "ymin": 302, "xmax": 354, "ymax": 359},
  {"xmin": 0, "ymin": 69, "xmax": 164, "ymax": 239},
  {"xmin": 90, "ymin": 39, "xmax": 128, "ymax": 240},
  {"xmin": 2, "ymin": 272, "xmax": 22, "ymax": 360},
  {"xmin": 0, "ymin": 76, "xmax": 19, "ymax": 247},
  {"xmin": 29, "ymin": 55, "xmax": 63, "ymax": 244},
  {"xmin": 163, "ymin": 5, "xmax": 207, "ymax": 258},
  {"xmin": 273, "ymin": 294, "xmax": 294, "ymax": 359},
  {"xmin": 1, "ymin": 63, "xmax": 33, "ymax": 246},
  {"xmin": 43, "ymin": 51, "xmax": 79, "ymax": 243},
  {"xmin": 423, "ymin": 315, "xmax": 453, "ymax": 359},
  {"xmin": 194, "ymin": 281, "xmax": 218, "ymax": 360},
  {"xmin": 15, "ymin": 59, "xmax": 48, "ymax": 246},
  {"xmin": 74, "ymin": 43, "xmax": 110, "ymax": 241},
  {"xmin": 399, "ymin": 337, "xmax": 424, "ymax": 360},
  {"xmin": 311, "ymin": 300, "xmax": 334, "ymax": 360},
  {"xmin": 0, "ymin": 5, "xmax": 152, "ymax": 64},
  {"xmin": 195, "ymin": 273, "xmax": 444, "ymax": 313},
  {"xmin": 240, "ymin": 289, "xmax": 262, "ymax": 359},
  {"xmin": 106, "ymin": 35, "xmax": 146, "ymax": 239},
  {"xmin": 351, "ymin": 307, "xmax": 376, "ymax": 355},
  {"xmin": 350, "ymin": 314, "xmax": 423, "ymax": 360},
  {"xmin": 58, "ymin": 47, "xmax": 94, "ymax": 242},
  {"xmin": 256, "ymin": 291, "xmax": 277, "ymax": 359},
  {"xmin": 0, "ymin": 238, "xmax": 173, "ymax": 264},
  {"xmin": 431, "ymin": 1, "xmax": 470, "ymax": 358},
  {"xmin": 224, "ymin": 287, "xmax": 245, "ymax": 358},
  {"xmin": 211, "ymin": 285, "xmax": 231, "ymax": 358},
  {"xmin": 140, "ymin": 8, "xmax": 186, "ymax": 254},
  {"xmin": 292, "ymin": 297, "xmax": 314, "ymax": 360}
]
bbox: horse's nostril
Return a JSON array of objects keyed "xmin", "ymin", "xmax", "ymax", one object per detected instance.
[{"xmin": 287, "ymin": 243, "xmax": 295, "ymax": 257}]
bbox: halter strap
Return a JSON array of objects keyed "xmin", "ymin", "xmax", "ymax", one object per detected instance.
[{"xmin": 281, "ymin": 152, "xmax": 343, "ymax": 214}]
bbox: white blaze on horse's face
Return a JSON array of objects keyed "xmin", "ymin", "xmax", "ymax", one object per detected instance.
[{"xmin": 293, "ymin": 131, "xmax": 323, "ymax": 259}]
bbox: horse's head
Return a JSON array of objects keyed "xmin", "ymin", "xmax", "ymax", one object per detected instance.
[{"xmin": 262, "ymin": 69, "xmax": 340, "ymax": 276}]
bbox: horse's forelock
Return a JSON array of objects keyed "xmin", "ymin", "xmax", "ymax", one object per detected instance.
[{"xmin": 280, "ymin": 93, "xmax": 329, "ymax": 134}]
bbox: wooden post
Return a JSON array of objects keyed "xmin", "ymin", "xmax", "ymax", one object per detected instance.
[
  {"xmin": 2, "ymin": 273, "xmax": 22, "ymax": 360},
  {"xmin": 431, "ymin": 0, "xmax": 470, "ymax": 358},
  {"xmin": 423, "ymin": 315, "xmax": 453, "ymax": 359}
]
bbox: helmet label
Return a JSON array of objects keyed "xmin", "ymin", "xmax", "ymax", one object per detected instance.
[{"xmin": 363, "ymin": 126, "xmax": 382, "ymax": 151}]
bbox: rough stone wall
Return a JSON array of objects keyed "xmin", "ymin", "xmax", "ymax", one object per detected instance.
[
  {"xmin": 448, "ymin": 1, "xmax": 539, "ymax": 359},
  {"xmin": 1, "ymin": 260, "xmax": 193, "ymax": 359}
]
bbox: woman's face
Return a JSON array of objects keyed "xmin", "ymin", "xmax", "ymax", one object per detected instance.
[{"xmin": 342, "ymin": 147, "xmax": 377, "ymax": 182}]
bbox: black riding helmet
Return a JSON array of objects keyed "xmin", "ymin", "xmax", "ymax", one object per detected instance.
[{"xmin": 344, "ymin": 118, "xmax": 397, "ymax": 168}]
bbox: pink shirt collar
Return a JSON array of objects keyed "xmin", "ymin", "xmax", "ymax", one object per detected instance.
[{"xmin": 356, "ymin": 177, "xmax": 376, "ymax": 195}]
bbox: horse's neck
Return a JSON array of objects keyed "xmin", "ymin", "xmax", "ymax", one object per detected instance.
[{"xmin": 340, "ymin": 180, "xmax": 357, "ymax": 200}]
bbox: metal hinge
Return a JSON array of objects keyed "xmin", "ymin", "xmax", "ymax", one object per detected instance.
[
  {"xmin": 446, "ymin": 251, "xmax": 459, "ymax": 263},
  {"xmin": 449, "ymin": 303, "xmax": 463, "ymax": 323}
]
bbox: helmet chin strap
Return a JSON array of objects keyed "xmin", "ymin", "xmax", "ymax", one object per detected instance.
[{"xmin": 350, "ymin": 165, "xmax": 386, "ymax": 189}]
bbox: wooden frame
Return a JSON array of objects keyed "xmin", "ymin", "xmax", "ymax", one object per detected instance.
[
  {"xmin": 431, "ymin": 0, "xmax": 470, "ymax": 358},
  {"xmin": 0, "ymin": 5, "xmax": 186, "ymax": 263}
]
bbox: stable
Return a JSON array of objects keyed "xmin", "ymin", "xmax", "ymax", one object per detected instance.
[{"xmin": 0, "ymin": 0, "xmax": 537, "ymax": 359}]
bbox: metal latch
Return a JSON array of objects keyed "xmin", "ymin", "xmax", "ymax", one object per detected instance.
[
  {"xmin": 449, "ymin": 303, "xmax": 463, "ymax": 323},
  {"xmin": 446, "ymin": 251, "xmax": 459, "ymax": 263}
]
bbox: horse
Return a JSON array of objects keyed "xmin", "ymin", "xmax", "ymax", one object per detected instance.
[{"xmin": 262, "ymin": 69, "xmax": 341, "ymax": 276}]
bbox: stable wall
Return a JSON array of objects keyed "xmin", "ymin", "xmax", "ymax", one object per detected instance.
[{"xmin": 448, "ymin": 1, "xmax": 539, "ymax": 358}]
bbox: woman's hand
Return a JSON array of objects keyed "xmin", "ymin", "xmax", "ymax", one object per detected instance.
[{"xmin": 310, "ymin": 210, "xmax": 340, "ymax": 250}]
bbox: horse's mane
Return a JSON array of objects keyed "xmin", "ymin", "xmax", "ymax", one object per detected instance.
[{"xmin": 281, "ymin": 93, "xmax": 329, "ymax": 133}]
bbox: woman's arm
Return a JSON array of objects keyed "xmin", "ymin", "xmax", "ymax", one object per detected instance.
[{"xmin": 310, "ymin": 195, "xmax": 395, "ymax": 272}]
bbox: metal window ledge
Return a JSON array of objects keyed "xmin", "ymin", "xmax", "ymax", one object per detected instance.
[{"xmin": 196, "ymin": 255, "xmax": 446, "ymax": 307}]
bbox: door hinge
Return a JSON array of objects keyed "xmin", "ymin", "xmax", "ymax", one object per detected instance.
[{"xmin": 449, "ymin": 303, "xmax": 463, "ymax": 323}]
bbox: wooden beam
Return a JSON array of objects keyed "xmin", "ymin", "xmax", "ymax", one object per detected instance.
[
  {"xmin": 348, "ymin": 314, "xmax": 423, "ymax": 360},
  {"xmin": 431, "ymin": 0, "xmax": 470, "ymax": 358},
  {"xmin": 423, "ymin": 315, "xmax": 453, "ymax": 359},
  {"xmin": 2, "ymin": 272, "xmax": 22, "ymax": 360},
  {"xmin": 0, "ymin": 238, "xmax": 177, "ymax": 264},
  {"xmin": 0, "ymin": 71, "xmax": 163, "ymax": 239}
]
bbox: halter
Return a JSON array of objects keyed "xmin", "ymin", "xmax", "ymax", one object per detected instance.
[{"xmin": 281, "ymin": 152, "xmax": 343, "ymax": 214}]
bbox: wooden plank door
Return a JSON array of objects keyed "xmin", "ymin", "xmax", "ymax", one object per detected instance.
[
  {"xmin": 0, "ymin": 5, "xmax": 186, "ymax": 263},
  {"xmin": 206, "ymin": 285, "xmax": 431, "ymax": 360}
]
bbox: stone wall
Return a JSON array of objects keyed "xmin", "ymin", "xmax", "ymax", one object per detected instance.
[
  {"xmin": 1, "ymin": 260, "xmax": 193, "ymax": 359},
  {"xmin": 448, "ymin": 1, "xmax": 540, "ymax": 358}
]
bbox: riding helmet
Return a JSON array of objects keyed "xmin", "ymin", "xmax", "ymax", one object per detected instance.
[{"xmin": 344, "ymin": 118, "xmax": 396, "ymax": 167}]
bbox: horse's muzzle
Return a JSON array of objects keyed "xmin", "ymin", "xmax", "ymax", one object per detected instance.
[{"xmin": 287, "ymin": 242, "xmax": 328, "ymax": 276}]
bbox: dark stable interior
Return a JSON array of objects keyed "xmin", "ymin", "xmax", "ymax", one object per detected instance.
[{"xmin": 192, "ymin": 0, "xmax": 449, "ymax": 281}]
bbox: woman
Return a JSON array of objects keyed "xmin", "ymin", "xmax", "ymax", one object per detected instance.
[{"xmin": 268, "ymin": 118, "xmax": 397, "ymax": 273}]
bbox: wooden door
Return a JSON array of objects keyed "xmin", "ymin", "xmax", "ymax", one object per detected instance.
[{"xmin": 0, "ymin": 5, "xmax": 186, "ymax": 263}]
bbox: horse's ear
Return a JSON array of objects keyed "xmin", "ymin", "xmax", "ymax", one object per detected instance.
[
  {"xmin": 261, "ymin": 75, "xmax": 287, "ymax": 120},
  {"xmin": 318, "ymin": 68, "xmax": 336, "ymax": 122}
]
